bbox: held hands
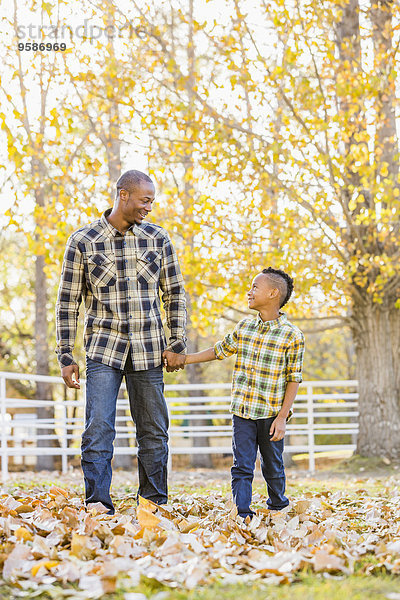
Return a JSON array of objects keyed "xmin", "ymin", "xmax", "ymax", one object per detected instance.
[
  {"xmin": 269, "ymin": 415, "xmax": 286, "ymax": 441},
  {"xmin": 61, "ymin": 364, "xmax": 80, "ymax": 389},
  {"xmin": 162, "ymin": 350, "xmax": 186, "ymax": 373},
  {"xmin": 61, "ymin": 353, "xmax": 186, "ymax": 384}
]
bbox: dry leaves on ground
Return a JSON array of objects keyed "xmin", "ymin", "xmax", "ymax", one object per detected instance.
[{"xmin": 0, "ymin": 479, "xmax": 400, "ymax": 597}]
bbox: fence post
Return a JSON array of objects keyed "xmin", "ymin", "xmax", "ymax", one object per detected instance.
[
  {"xmin": 167, "ymin": 402, "xmax": 172, "ymax": 472},
  {"xmin": 307, "ymin": 383, "xmax": 315, "ymax": 473},
  {"xmin": 1, "ymin": 376, "xmax": 8, "ymax": 483},
  {"xmin": 61, "ymin": 402, "xmax": 68, "ymax": 474}
]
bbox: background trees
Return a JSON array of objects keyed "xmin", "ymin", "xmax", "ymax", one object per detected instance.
[{"xmin": 1, "ymin": 0, "xmax": 398, "ymax": 460}]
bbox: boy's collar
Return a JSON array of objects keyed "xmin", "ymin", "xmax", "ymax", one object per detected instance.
[{"xmin": 256, "ymin": 312, "xmax": 287, "ymax": 330}]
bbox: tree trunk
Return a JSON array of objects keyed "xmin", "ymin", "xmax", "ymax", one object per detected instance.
[
  {"xmin": 335, "ymin": 1, "xmax": 400, "ymax": 458},
  {"xmin": 106, "ymin": 99, "xmax": 121, "ymax": 185},
  {"xmin": 34, "ymin": 153, "xmax": 57, "ymax": 470},
  {"xmin": 342, "ymin": 0, "xmax": 400, "ymax": 457},
  {"xmin": 180, "ymin": 0, "xmax": 211, "ymax": 468},
  {"xmin": 35, "ymin": 249, "xmax": 56, "ymax": 470},
  {"xmin": 351, "ymin": 301, "xmax": 400, "ymax": 457}
]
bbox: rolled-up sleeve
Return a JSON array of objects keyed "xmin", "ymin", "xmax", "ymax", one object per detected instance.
[
  {"xmin": 214, "ymin": 323, "xmax": 241, "ymax": 360},
  {"xmin": 55, "ymin": 235, "xmax": 85, "ymax": 367},
  {"xmin": 159, "ymin": 234, "xmax": 187, "ymax": 354},
  {"xmin": 285, "ymin": 332, "xmax": 305, "ymax": 383}
]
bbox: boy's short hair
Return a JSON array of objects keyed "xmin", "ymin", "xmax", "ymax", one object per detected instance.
[{"xmin": 262, "ymin": 267, "xmax": 294, "ymax": 308}]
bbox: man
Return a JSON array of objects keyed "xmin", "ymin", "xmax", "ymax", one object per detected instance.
[{"xmin": 55, "ymin": 170, "xmax": 186, "ymax": 513}]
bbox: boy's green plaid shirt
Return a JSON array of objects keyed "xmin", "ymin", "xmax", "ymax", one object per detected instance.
[{"xmin": 214, "ymin": 313, "xmax": 305, "ymax": 420}]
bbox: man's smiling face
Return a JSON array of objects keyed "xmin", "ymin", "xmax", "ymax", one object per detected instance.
[{"xmin": 120, "ymin": 181, "xmax": 155, "ymax": 225}]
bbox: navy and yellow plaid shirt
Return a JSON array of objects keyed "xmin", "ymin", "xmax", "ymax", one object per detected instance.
[
  {"xmin": 55, "ymin": 209, "xmax": 187, "ymax": 370},
  {"xmin": 214, "ymin": 313, "xmax": 304, "ymax": 419}
]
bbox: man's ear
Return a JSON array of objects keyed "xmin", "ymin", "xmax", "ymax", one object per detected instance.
[
  {"xmin": 270, "ymin": 287, "xmax": 280, "ymax": 300},
  {"xmin": 119, "ymin": 189, "xmax": 129, "ymax": 202}
]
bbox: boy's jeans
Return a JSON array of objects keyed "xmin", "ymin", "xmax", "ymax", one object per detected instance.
[
  {"xmin": 81, "ymin": 355, "xmax": 168, "ymax": 513},
  {"xmin": 231, "ymin": 414, "xmax": 289, "ymax": 517}
]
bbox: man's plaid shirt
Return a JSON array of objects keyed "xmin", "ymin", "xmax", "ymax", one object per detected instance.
[
  {"xmin": 55, "ymin": 209, "xmax": 187, "ymax": 370},
  {"xmin": 214, "ymin": 313, "xmax": 305, "ymax": 419}
]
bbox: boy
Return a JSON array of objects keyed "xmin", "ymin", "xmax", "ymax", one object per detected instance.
[{"xmin": 183, "ymin": 267, "xmax": 305, "ymax": 518}]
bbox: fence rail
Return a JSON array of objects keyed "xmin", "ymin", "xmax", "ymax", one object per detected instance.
[{"xmin": 0, "ymin": 371, "xmax": 359, "ymax": 481}]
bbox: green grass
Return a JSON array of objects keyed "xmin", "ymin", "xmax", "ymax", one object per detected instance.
[
  {"xmin": 165, "ymin": 576, "xmax": 400, "ymax": 600},
  {"xmin": 1, "ymin": 573, "xmax": 398, "ymax": 600},
  {"xmin": 330, "ymin": 454, "xmax": 400, "ymax": 476}
]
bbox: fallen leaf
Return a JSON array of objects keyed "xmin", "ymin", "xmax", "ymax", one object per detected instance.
[
  {"xmin": 15, "ymin": 503, "xmax": 35, "ymax": 514},
  {"xmin": 137, "ymin": 506, "xmax": 161, "ymax": 530},
  {"xmin": 70, "ymin": 532, "xmax": 98, "ymax": 560},
  {"xmin": 15, "ymin": 526, "xmax": 33, "ymax": 541},
  {"xmin": 31, "ymin": 560, "xmax": 59, "ymax": 576},
  {"xmin": 3, "ymin": 543, "xmax": 32, "ymax": 580},
  {"xmin": 313, "ymin": 549, "xmax": 347, "ymax": 573},
  {"xmin": 49, "ymin": 486, "xmax": 69, "ymax": 498},
  {"xmin": 87, "ymin": 502, "xmax": 109, "ymax": 514}
]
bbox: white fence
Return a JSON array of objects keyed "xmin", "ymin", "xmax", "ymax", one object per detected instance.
[{"xmin": 0, "ymin": 371, "xmax": 359, "ymax": 480}]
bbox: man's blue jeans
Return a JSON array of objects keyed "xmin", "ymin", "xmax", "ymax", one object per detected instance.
[
  {"xmin": 81, "ymin": 355, "xmax": 168, "ymax": 513},
  {"xmin": 231, "ymin": 414, "xmax": 289, "ymax": 517}
]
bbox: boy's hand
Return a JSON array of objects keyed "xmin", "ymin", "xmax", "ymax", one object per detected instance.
[
  {"xmin": 270, "ymin": 415, "xmax": 286, "ymax": 441},
  {"xmin": 162, "ymin": 350, "xmax": 186, "ymax": 372}
]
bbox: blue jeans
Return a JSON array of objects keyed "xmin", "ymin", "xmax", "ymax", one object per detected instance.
[
  {"xmin": 81, "ymin": 354, "xmax": 168, "ymax": 513},
  {"xmin": 231, "ymin": 414, "xmax": 289, "ymax": 517}
]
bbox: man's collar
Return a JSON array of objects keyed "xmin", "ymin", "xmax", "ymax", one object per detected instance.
[
  {"xmin": 101, "ymin": 208, "xmax": 136, "ymax": 237},
  {"xmin": 256, "ymin": 312, "xmax": 287, "ymax": 330}
]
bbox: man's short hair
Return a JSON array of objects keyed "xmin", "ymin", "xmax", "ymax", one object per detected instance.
[
  {"xmin": 116, "ymin": 170, "xmax": 153, "ymax": 194},
  {"xmin": 262, "ymin": 267, "xmax": 294, "ymax": 308}
]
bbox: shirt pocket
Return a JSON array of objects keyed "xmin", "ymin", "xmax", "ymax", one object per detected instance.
[
  {"xmin": 137, "ymin": 249, "xmax": 161, "ymax": 287},
  {"xmin": 87, "ymin": 253, "xmax": 117, "ymax": 287}
]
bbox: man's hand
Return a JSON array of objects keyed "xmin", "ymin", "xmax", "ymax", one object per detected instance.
[
  {"xmin": 61, "ymin": 364, "xmax": 80, "ymax": 389},
  {"xmin": 269, "ymin": 415, "xmax": 286, "ymax": 441},
  {"xmin": 162, "ymin": 350, "xmax": 186, "ymax": 373}
]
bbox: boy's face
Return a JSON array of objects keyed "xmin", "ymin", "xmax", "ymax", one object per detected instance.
[{"xmin": 247, "ymin": 273, "xmax": 280, "ymax": 310}]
